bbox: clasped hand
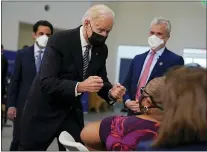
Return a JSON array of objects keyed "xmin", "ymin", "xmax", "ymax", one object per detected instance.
[{"xmin": 77, "ymin": 76, "xmax": 126, "ymax": 100}]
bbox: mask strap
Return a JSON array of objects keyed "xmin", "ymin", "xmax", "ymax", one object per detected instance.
[{"xmin": 88, "ymin": 21, "xmax": 94, "ymax": 32}]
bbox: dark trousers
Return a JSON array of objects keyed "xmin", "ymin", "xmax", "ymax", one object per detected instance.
[
  {"xmin": 10, "ymin": 113, "xmax": 67, "ymax": 151},
  {"xmin": 18, "ymin": 113, "xmax": 83, "ymax": 151}
]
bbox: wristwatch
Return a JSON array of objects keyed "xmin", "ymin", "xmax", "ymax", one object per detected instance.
[{"xmin": 108, "ymin": 90, "xmax": 117, "ymax": 105}]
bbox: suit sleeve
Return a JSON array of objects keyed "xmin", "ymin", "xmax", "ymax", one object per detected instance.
[
  {"xmin": 39, "ymin": 34, "xmax": 78, "ymax": 97},
  {"xmin": 178, "ymin": 56, "xmax": 184, "ymax": 65},
  {"xmin": 1, "ymin": 55, "xmax": 8, "ymax": 97},
  {"xmin": 122, "ymin": 58, "xmax": 135, "ymax": 105},
  {"xmin": 171, "ymin": 56, "xmax": 185, "ymax": 67},
  {"xmin": 8, "ymin": 51, "xmax": 22, "ymax": 107},
  {"xmin": 97, "ymin": 45, "xmax": 113, "ymax": 103}
]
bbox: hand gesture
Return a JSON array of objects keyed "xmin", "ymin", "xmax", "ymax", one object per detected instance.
[
  {"xmin": 110, "ymin": 83, "xmax": 126, "ymax": 100},
  {"xmin": 125, "ymin": 100, "xmax": 140, "ymax": 112},
  {"xmin": 77, "ymin": 76, "xmax": 103, "ymax": 93},
  {"xmin": 7, "ymin": 107, "xmax": 17, "ymax": 121}
]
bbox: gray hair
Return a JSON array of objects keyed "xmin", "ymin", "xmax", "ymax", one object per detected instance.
[
  {"xmin": 150, "ymin": 17, "xmax": 171, "ymax": 35},
  {"xmin": 81, "ymin": 4, "xmax": 115, "ymax": 24}
]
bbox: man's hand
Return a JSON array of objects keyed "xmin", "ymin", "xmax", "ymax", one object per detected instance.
[
  {"xmin": 7, "ymin": 107, "xmax": 17, "ymax": 121},
  {"xmin": 77, "ymin": 76, "xmax": 103, "ymax": 93},
  {"xmin": 110, "ymin": 83, "xmax": 126, "ymax": 100},
  {"xmin": 125, "ymin": 100, "xmax": 140, "ymax": 112}
]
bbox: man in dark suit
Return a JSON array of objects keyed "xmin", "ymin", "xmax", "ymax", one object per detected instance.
[
  {"xmin": 7, "ymin": 20, "xmax": 53, "ymax": 151},
  {"xmin": 1, "ymin": 44, "xmax": 8, "ymax": 130},
  {"xmin": 19, "ymin": 4, "xmax": 126, "ymax": 151},
  {"xmin": 122, "ymin": 17, "xmax": 184, "ymax": 116}
]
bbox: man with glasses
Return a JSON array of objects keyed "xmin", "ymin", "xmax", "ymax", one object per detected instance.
[
  {"xmin": 19, "ymin": 4, "xmax": 126, "ymax": 150},
  {"xmin": 123, "ymin": 17, "xmax": 184, "ymax": 116}
]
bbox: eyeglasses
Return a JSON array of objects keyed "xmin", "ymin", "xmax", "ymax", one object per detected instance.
[{"xmin": 139, "ymin": 87, "xmax": 164, "ymax": 111}]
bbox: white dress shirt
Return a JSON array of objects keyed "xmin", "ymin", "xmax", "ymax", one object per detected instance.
[
  {"xmin": 75, "ymin": 26, "xmax": 92, "ymax": 96},
  {"xmin": 34, "ymin": 43, "xmax": 45, "ymax": 60}
]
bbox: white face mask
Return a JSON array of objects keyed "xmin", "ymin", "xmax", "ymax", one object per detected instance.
[
  {"xmin": 148, "ymin": 35, "xmax": 164, "ymax": 50},
  {"xmin": 36, "ymin": 35, "xmax": 49, "ymax": 48}
]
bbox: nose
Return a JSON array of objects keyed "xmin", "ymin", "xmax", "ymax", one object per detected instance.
[{"xmin": 101, "ymin": 31, "xmax": 108, "ymax": 37}]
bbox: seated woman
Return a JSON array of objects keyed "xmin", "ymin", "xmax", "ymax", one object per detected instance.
[
  {"xmin": 151, "ymin": 67, "xmax": 207, "ymax": 150},
  {"xmin": 81, "ymin": 77, "xmax": 165, "ymax": 151}
]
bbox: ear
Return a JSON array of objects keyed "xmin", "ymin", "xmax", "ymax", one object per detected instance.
[
  {"xmin": 147, "ymin": 97, "xmax": 152, "ymax": 105},
  {"xmin": 84, "ymin": 19, "xmax": 90, "ymax": 27},
  {"xmin": 32, "ymin": 32, "xmax": 36, "ymax": 40},
  {"xmin": 166, "ymin": 34, "xmax": 170, "ymax": 41}
]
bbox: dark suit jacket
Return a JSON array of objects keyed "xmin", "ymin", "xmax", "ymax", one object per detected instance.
[
  {"xmin": 1, "ymin": 53, "xmax": 8, "ymax": 98},
  {"xmin": 122, "ymin": 48, "xmax": 184, "ymax": 115},
  {"xmin": 8, "ymin": 45, "xmax": 36, "ymax": 116},
  {"xmin": 21, "ymin": 26, "xmax": 113, "ymax": 143}
]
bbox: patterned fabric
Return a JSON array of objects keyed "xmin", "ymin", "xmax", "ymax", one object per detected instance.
[
  {"xmin": 136, "ymin": 51, "xmax": 156, "ymax": 100},
  {"xmin": 99, "ymin": 115, "xmax": 159, "ymax": 151},
  {"xmin": 83, "ymin": 45, "xmax": 91, "ymax": 79}
]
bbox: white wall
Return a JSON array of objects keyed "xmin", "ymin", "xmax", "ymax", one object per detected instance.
[{"xmin": 2, "ymin": 1, "xmax": 90, "ymax": 50}]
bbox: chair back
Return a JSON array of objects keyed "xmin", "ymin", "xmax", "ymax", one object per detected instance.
[{"xmin": 59, "ymin": 131, "xmax": 89, "ymax": 151}]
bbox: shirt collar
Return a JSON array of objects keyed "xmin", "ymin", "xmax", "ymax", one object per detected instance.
[
  {"xmin": 80, "ymin": 26, "xmax": 89, "ymax": 48},
  {"xmin": 149, "ymin": 47, "xmax": 165, "ymax": 56},
  {"xmin": 34, "ymin": 43, "xmax": 45, "ymax": 53}
]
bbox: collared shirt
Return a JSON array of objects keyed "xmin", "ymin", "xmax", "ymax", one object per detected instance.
[
  {"xmin": 138, "ymin": 47, "xmax": 165, "ymax": 85},
  {"xmin": 76, "ymin": 26, "xmax": 114, "ymax": 104},
  {"xmin": 80, "ymin": 26, "xmax": 92, "ymax": 59},
  {"xmin": 75, "ymin": 26, "xmax": 92, "ymax": 97},
  {"xmin": 34, "ymin": 43, "xmax": 45, "ymax": 60}
]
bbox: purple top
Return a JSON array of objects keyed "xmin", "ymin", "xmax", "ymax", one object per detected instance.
[{"xmin": 99, "ymin": 115, "xmax": 159, "ymax": 151}]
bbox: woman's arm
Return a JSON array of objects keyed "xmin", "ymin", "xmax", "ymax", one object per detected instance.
[
  {"xmin": 80, "ymin": 121, "xmax": 105, "ymax": 151},
  {"xmin": 81, "ymin": 116, "xmax": 115, "ymax": 151}
]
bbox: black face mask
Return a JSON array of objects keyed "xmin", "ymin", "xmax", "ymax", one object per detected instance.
[{"xmin": 87, "ymin": 22, "xmax": 107, "ymax": 46}]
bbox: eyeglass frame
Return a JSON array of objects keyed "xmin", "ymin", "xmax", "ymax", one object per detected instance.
[{"xmin": 139, "ymin": 87, "xmax": 164, "ymax": 111}]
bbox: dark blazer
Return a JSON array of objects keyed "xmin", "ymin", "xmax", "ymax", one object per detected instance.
[
  {"xmin": 20, "ymin": 26, "xmax": 113, "ymax": 150},
  {"xmin": 7, "ymin": 46, "xmax": 37, "ymax": 150},
  {"xmin": 8, "ymin": 45, "xmax": 36, "ymax": 112},
  {"xmin": 122, "ymin": 48, "xmax": 184, "ymax": 116},
  {"xmin": 1, "ymin": 53, "xmax": 8, "ymax": 98}
]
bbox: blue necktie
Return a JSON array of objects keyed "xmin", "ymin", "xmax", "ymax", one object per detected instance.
[{"xmin": 35, "ymin": 50, "xmax": 43, "ymax": 72}]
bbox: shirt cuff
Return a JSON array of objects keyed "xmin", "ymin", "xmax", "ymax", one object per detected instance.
[
  {"xmin": 8, "ymin": 107, "xmax": 16, "ymax": 109},
  {"xmin": 75, "ymin": 82, "xmax": 81, "ymax": 97},
  {"xmin": 125, "ymin": 99, "xmax": 131, "ymax": 106},
  {"xmin": 108, "ymin": 89, "xmax": 117, "ymax": 105}
]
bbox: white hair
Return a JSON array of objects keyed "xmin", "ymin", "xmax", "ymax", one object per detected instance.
[
  {"xmin": 82, "ymin": 4, "xmax": 115, "ymax": 24},
  {"xmin": 150, "ymin": 17, "xmax": 171, "ymax": 35}
]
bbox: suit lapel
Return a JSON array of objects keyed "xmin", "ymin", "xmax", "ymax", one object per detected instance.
[
  {"xmin": 134, "ymin": 51, "xmax": 149, "ymax": 86},
  {"xmin": 27, "ymin": 45, "xmax": 37, "ymax": 75},
  {"xmin": 86, "ymin": 47, "xmax": 100, "ymax": 76},
  {"xmin": 71, "ymin": 27, "xmax": 83, "ymax": 79},
  {"xmin": 148, "ymin": 48, "xmax": 168, "ymax": 81}
]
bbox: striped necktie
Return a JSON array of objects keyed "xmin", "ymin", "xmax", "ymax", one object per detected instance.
[{"xmin": 83, "ymin": 45, "xmax": 91, "ymax": 79}]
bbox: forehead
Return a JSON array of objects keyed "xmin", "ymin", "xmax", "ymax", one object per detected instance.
[
  {"xmin": 150, "ymin": 24, "xmax": 167, "ymax": 33},
  {"xmin": 36, "ymin": 25, "xmax": 51, "ymax": 33},
  {"xmin": 93, "ymin": 16, "xmax": 113, "ymax": 30}
]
